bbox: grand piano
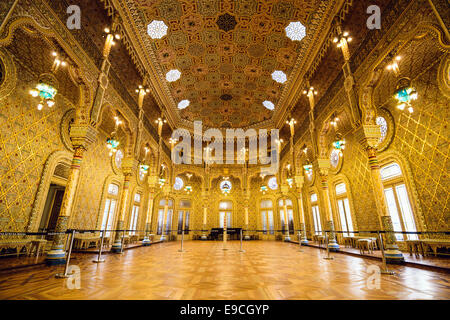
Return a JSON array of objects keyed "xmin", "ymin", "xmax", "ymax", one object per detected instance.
[{"xmin": 210, "ymin": 228, "xmax": 242, "ymax": 240}]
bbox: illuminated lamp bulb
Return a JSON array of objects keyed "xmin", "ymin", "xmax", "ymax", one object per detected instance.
[
  {"xmin": 104, "ymin": 27, "xmax": 110, "ymax": 33},
  {"xmin": 37, "ymin": 103, "xmax": 43, "ymax": 111},
  {"xmin": 397, "ymin": 103, "xmax": 406, "ymax": 111},
  {"xmin": 30, "ymin": 89, "xmax": 39, "ymax": 97},
  {"xmin": 408, "ymin": 107, "xmax": 414, "ymax": 113},
  {"xmin": 46, "ymin": 99, "xmax": 55, "ymax": 107},
  {"xmin": 115, "ymin": 34, "xmax": 121, "ymax": 40}
]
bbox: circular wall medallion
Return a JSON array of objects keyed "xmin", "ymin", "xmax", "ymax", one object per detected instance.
[
  {"xmin": 220, "ymin": 180, "xmax": 232, "ymax": 192},
  {"xmin": 174, "ymin": 176, "xmax": 184, "ymax": 190},
  {"xmin": 268, "ymin": 177, "xmax": 278, "ymax": 190}
]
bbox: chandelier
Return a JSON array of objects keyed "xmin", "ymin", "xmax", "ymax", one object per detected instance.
[
  {"xmin": 29, "ymin": 74, "xmax": 58, "ymax": 110},
  {"xmin": 106, "ymin": 116, "xmax": 122, "ymax": 156},
  {"xmin": 184, "ymin": 173, "xmax": 193, "ymax": 194},
  {"xmin": 220, "ymin": 177, "xmax": 232, "ymax": 196},
  {"xmin": 394, "ymin": 77, "xmax": 417, "ymax": 113},
  {"xmin": 332, "ymin": 133, "xmax": 346, "ymax": 156},
  {"xmin": 260, "ymin": 185, "xmax": 267, "ymax": 195},
  {"xmin": 184, "ymin": 185, "xmax": 192, "ymax": 194}
]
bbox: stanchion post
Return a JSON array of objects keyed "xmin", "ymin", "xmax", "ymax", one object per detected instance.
[
  {"xmin": 56, "ymin": 230, "xmax": 75, "ymax": 278},
  {"xmin": 239, "ymin": 229, "xmax": 245, "ymax": 253},
  {"xmin": 378, "ymin": 231, "xmax": 396, "ymax": 275},
  {"xmin": 323, "ymin": 230, "xmax": 333, "ymax": 260},
  {"xmin": 178, "ymin": 229, "xmax": 185, "ymax": 252},
  {"xmin": 93, "ymin": 230, "xmax": 106, "ymax": 263}
]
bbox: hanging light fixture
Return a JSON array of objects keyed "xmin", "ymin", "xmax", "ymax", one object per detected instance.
[
  {"xmin": 333, "ymin": 30, "xmax": 352, "ymax": 48},
  {"xmin": 330, "ymin": 113, "xmax": 340, "ymax": 127},
  {"xmin": 184, "ymin": 173, "xmax": 193, "ymax": 194},
  {"xmin": 158, "ymin": 164, "xmax": 166, "ymax": 188},
  {"xmin": 29, "ymin": 52, "xmax": 65, "ymax": 110},
  {"xmin": 260, "ymin": 185, "xmax": 268, "ymax": 195},
  {"xmin": 332, "ymin": 133, "xmax": 346, "ymax": 156},
  {"xmin": 394, "ymin": 77, "xmax": 417, "ymax": 113},
  {"xmin": 106, "ymin": 116, "xmax": 122, "ymax": 156},
  {"xmin": 386, "ymin": 55, "xmax": 418, "ymax": 114}
]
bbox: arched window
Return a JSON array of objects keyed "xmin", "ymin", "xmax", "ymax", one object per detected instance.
[
  {"xmin": 279, "ymin": 199, "xmax": 294, "ymax": 235},
  {"xmin": 177, "ymin": 200, "xmax": 191, "ymax": 235},
  {"xmin": 129, "ymin": 193, "xmax": 141, "ymax": 235},
  {"xmin": 219, "ymin": 201, "xmax": 232, "ymax": 228},
  {"xmin": 260, "ymin": 199, "xmax": 274, "ymax": 235},
  {"xmin": 381, "ymin": 162, "xmax": 418, "ymax": 240},
  {"xmin": 156, "ymin": 199, "xmax": 173, "ymax": 235},
  {"xmin": 101, "ymin": 183, "xmax": 119, "ymax": 237},
  {"xmin": 335, "ymin": 182, "xmax": 354, "ymax": 237},
  {"xmin": 311, "ymin": 193, "xmax": 322, "ymax": 235}
]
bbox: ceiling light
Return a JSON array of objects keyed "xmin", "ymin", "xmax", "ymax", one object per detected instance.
[
  {"xmin": 178, "ymin": 100, "xmax": 190, "ymax": 109},
  {"xmin": 285, "ymin": 22, "xmax": 306, "ymax": 41},
  {"xmin": 271, "ymin": 70, "xmax": 287, "ymax": 84},
  {"xmin": 263, "ymin": 101, "xmax": 275, "ymax": 110},
  {"xmin": 166, "ymin": 69, "xmax": 181, "ymax": 82},
  {"xmin": 147, "ymin": 20, "xmax": 168, "ymax": 39}
]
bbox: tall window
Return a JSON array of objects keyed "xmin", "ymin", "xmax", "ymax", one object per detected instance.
[
  {"xmin": 279, "ymin": 199, "xmax": 294, "ymax": 235},
  {"xmin": 335, "ymin": 183, "xmax": 354, "ymax": 237},
  {"xmin": 219, "ymin": 201, "xmax": 232, "ymax": 228},
  {"xmin": 157, "ymin": 199, "xmax": 173, "ymax": 235},
  {"xmin": 381, "ymin": 163, "xmax": 418, "ymax": 240},
  {"xmin": 101, "ymin": 184, "xmax": 119, "ymax": 237},
  {"xmin": 129, "ymin": 193, "xmax": 141, "ymax": 235},
  {"xmin": 177, "ymin": 200, "xmax": 191, "ymax": 235},
  {"xmin": 311, "ymin": 193, "xmax": 322, "ymax": 235},
  {"xmin": 260, "ymin": 199, "xmax": 274, "ymax": 235}
]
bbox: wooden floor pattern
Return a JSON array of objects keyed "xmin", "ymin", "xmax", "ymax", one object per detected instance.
[{"xmin": 0, "ymin": 241, "xmax": 449, "ymax": 300}]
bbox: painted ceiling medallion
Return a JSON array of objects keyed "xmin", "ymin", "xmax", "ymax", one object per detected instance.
[
  {"xmin": 216, "ymin": 13, "xmax": 237, "ymax": 32},
  {"xmin": 263, "ymin": 101, "xmax": 275, "ymax": 110},
  {"xmin": 166, "ymin": 69, "xmax": 181, "ymax": 82},
  {"xmin": 271, "ymin": 70, "xmax": 287, "ymax": 84},
  {"xmin": 285, "ymin": 22, "xmax": 306, "ymax": 41},
  {"xmin": 178, "ymin": 99, "xmax": 190, "ymax": 109},
  {"xmin": 147, "ymin": 20, "xmax": 168, "ymax": 39}
]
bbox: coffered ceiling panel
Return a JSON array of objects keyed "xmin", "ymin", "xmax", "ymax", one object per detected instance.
[{"xmin": 132, "ymin": 0, "xmax": 322, "ymax": 129}]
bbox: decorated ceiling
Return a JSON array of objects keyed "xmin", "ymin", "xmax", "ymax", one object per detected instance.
[{"xmin": 132, "ymin": 0, "xmax": 322, "ymax": 129}]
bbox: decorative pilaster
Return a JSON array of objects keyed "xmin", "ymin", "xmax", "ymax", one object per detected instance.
[
  {"xmin": 159, "ymin": 185, "xmax": 171, "ymax": 241},
  {"xmin": 357, "ymin": 125, "xmax": 404, "ymax": 264},
  {"xmin": 316, "ymin": 160, "xmax": 339, "ymax": 251},
  {"xmin": 46, "ymin": 125, "xmax": 96, "ymax": 265},
  {"xmin": 244, "ymin": 195, "xmax": 250, "ymax": 240}
]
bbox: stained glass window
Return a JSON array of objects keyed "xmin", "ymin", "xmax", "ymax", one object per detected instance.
[{"xmin": 330, "ymin": 149, "xmax": 340, "ymax": 168}]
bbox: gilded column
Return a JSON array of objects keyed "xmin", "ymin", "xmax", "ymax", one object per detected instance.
[
  {"xmin": 280, "ymin": 185, "xmax": 291, "ymax": 241},
  {"xmin": 201, "ymin": 193, "xmax": 208, "ymax": 240},
  {"xmin": 243, "ymin": 195, "xmax": 250, "ymax": 240},
  {"xmin": 368, "ymin": 147, "xmax": 404, "ymax": 264},
  {"xmin": 142, "ymin": 187, "xmax": 156, "ymax": 246},
  {"xmin": 317, "ymin": 159, "xmax": 340, "ymax": 251},
  {"xmin": 46, "ymin": 125, "xmax": 96, "ymax": 265},
  {"xmin": 295, "ymin": 176, "xmax": 308, "ymax": 245},
  {"xmin": 357, "ymin": 125, "xmax": 404, "ymax": 264},
  {"xmin": 160, "ymin": 185, "xmax": 171, "ymax": 241},
  {"xmin": 111, "ymin": 158, "xmax": 134, "ymax": 252}
]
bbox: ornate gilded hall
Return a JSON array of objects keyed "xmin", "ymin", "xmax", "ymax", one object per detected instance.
[{"xmin": 0, "ymin": 0, "xmax": 448, "ymax": 304}]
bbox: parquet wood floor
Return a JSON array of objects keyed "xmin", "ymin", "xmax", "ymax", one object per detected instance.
[{"xmin": 0, "ymin": 241, "xmax": 449, "ymax": 300}]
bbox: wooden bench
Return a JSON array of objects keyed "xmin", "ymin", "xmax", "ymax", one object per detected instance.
[{"xmin": 356, "ymin": 239, "xmax": 377, "ymax": 255}]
